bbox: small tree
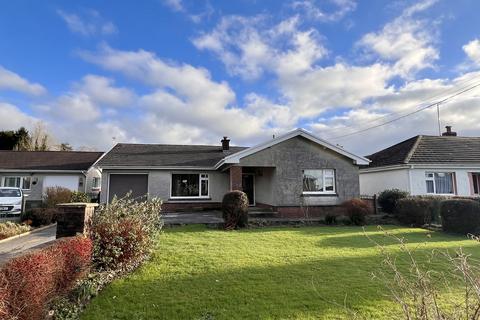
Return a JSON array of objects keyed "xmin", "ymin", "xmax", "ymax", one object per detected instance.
[{"xmin": 222, "ymin": 191, "xmax": 249, "ymax": 230}]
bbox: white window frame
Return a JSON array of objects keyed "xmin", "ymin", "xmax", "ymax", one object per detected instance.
[
  {"xmin": 170, "ymin": 173, "xmax": 210, "ymax": 199},
  {"xmin": 1, "ymin": 176, "xmax": 31, "ymax": 190},
  {"xmin": 302, "ymin": 169, "xmax": 336, "ymax": 195},
  {"xmin": 425, "ymin": 172, "xmax": 455, "ymax": 195},
  {"xmin": 92, "ymin": 177, "xmax": 101, "ymax": 189}
]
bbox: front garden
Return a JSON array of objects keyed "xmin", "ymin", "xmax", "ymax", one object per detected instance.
[{"xmin": 80, "ymin": 225, "xmax": 480, "ymax": 320}]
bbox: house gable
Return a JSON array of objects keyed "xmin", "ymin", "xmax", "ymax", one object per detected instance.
[{"xmin": 217, "ymin": 128, "xmax": 370, "ymax": 168}]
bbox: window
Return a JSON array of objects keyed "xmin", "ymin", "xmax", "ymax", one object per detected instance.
[
  {"xmin": 472, "ymin": 173, "xmax": 480, "ymax": 195},
  {"xmin": 171, "ymin": 173, "xmax": 209, "ymax": 198},
  {"xmin": 92, "ymin": 177, "xmax": 101, "ymax": 189},
  {"xmin": 425, "ymin": 172, "xmax": 455, "ymax": 194},
  {"xmin": 302, "ymin": 169, "xmax": 335, "ymax": 194},
  {"xmin": 2, "ymin": 176, "xmax": 31, "ymax": 190}
]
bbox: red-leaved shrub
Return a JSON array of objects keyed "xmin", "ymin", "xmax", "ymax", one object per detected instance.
[
  {"xmin": 90, "ymin": 216, "xmax": 148, "ymax": 270},
  {"xmin": 342, "ymin": 198, "xmax": 372, "ymax": 225},
  {"xmin": 0, "ymin": 236, "xmax": 92, "ymax": 320}
]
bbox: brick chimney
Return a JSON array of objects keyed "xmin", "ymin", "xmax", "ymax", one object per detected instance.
[
  {"xmin": 442, "ymin": 126, "xmax": 457, "ymax": 136},
  {"xmin": 221, "ymin": 136, "xmax": 230, "ymax": 150}
]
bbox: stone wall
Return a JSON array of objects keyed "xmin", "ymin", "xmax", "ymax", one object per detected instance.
[{"xmin": 56, "ymin": 203, "xmax": 98, "ymax": 238}]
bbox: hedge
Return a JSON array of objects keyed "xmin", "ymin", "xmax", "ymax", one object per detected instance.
[
  {"xmin": 396, "ymin": 196, "xmax": 444, "ymax": 227},
  {"xmin": 0, "ymin": 236, "xmax": 92, "ymax": 320},
  {"xmin": 441, "ymin": 199, "xmax": 480, "ymax": 235}
]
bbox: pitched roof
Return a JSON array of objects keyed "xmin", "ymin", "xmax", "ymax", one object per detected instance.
[
  {"xmin": 99, "ymin": 129, "xmax": 370, "ymax": 169},
  {"xmin": 0, "ymin": 151, "xmax": 103, "ymax": 171},
  {"xmin": 366, "ymin": 135, "xmax": 480, "ymax": 168},
  {"xmin": 98, "ymin": 144, "xmax": 248, "ymax": 168},
  {"xmin": 220, "ymin": 128, "xmax": 370, "ymax": 167}
]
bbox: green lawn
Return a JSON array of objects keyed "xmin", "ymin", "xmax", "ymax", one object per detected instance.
[{"xmin": 81, "ymin": 225, "xmax": 480, "ymax": 320}]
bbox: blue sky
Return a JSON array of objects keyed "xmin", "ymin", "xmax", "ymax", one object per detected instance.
[{"xmin": 0, "ymin": 0, "xmax": 480, "ymax": 154}]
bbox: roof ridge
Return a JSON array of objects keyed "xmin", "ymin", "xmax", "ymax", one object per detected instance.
[
  {"xmin": 116, "ymin": 143, "xmax": 248, "ymax": 148},
  {"xmin": 404, "ymin": 135, "xmax": 423, "ymax": 164},
  {"xmin": 0, "ymin": 150, "xmax": 103, "ymax": 154}
]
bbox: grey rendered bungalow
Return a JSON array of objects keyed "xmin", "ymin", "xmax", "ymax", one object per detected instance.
[
  {"xmin": 97, "ymin": 129, "xmax": 369, "ymax": 217},
  {"xmin": 0, "ymin": 151, "xmax": 103, "ymax": 208}
]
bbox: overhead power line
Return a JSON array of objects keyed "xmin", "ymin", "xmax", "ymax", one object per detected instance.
[
  {"xmin": 323, "ymin": 74, "xmax": 480, "ymax": 137},
  {"xmin": 327, "ymin": 81, "xmax": 480, "ymax": 140}
]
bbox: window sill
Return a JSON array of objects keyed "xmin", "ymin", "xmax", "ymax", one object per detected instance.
[{"xmin": 301, "ymin": 193, "xmax": 338, "ymax": 197}]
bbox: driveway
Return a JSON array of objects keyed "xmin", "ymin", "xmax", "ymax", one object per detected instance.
[{"xmin": 0, "ymin": 224, "xmax": 57, "ymax": 266}]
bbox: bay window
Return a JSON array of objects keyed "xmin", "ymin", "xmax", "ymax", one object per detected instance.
[
  {"xmin": 171, "ymin": 173, "xmax": 209, "ymax": 198},
  {"xmin": 2, "ymin": 176, "xmax": 31, "ymax": 190},
  {"xmin": 302, "ymin": 169, "xmax": 335, "ymax": 194},
  {"xmin": 425, "ymin": 172, "xmax": 455, "ymax": 194}
]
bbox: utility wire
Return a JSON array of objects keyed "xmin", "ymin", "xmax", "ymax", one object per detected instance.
[
  {"xmin": 327, "ymin": 81, "xmax": 480, "ymax": 140},
  {"xmin": 321, "ymin": 74, "xmax": 480, "ymax": 136}
]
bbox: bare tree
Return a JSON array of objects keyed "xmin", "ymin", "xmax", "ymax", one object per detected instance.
[{"xmin": 30, "ymin": 121, "xmax": 55, "ymax": 151}]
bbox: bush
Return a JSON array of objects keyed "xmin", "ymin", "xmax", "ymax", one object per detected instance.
[
  {"xmin": 0, "ymin": 236, "xmax": 92, "ymax": 320},
  {"xmin": 0, "ymin": 222, "xmax": 31, "ymax": 240},
  {"xmin": 343, "ymin": 198, "xmax": 372, "ymax": 226},
  {"xmin": 377, "ymin": 189, "xmax": 409, "ymax": 214},
  {"xmin": 89, "ymin": 196, "xmax": 162, "ymax": 271},
  {"xmin": 44, "ymin": 187, "xmax": 73, "ymax": 208},
  {"xmin": 441, "ymin": 199, "xmax": 480, "ymax": 235},
  {"xmin": 23, "ymin": 208, "xmax": 59, "ymax": 227},
  {"xmin": 396, "ymin": 196, "xmax": 443, "ymax": 226},
  {"xmin": 70, "ymin": 191, "xmax": 90, "ymax": 203},
  {"xmin": 324, "ymin": 214, "xmax": 337, "ymax": 225},
  {"xmin": 222, "ymin": 191, "xmax": 249, "ymax": 230}
]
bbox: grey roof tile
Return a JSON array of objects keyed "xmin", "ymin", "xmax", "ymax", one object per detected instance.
[
  {"xmin": 98, "ymin": 143, "xmax": 248, "ymax": 168},
  {"xmin": 0, "ymin": 151, "xmax": 103, "ymax": 171},
  {"xmin": 366, "ymin": 135, "xmax": 480, "ymax": 168}
]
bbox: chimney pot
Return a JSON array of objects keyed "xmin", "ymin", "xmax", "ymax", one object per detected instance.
[
  {"xmin": 442, "ymin": 126, "xmax": 457, "ymax": 136},
  {"xmin": 221, "ymin": 136, "xmax": 230, "ymax": 150}
]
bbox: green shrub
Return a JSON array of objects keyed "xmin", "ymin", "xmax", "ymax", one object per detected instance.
[
  {"xmin": 44, "ymin": 187, "xmax": 73, "ymax": 208},
  {"xmin": 89, "ymin": 196, "xmax": 163, "ymax": 271},
  {"xmin": 324, "ymin": 214, "xmax": 337, "ymax": 225},
  {"xmin": 378, "ymin": 189, "xmax": 409, "ymax": 214},
  {"xmin": 70, "ymin": 191, "xmax": 90, "ymax": 203},
  {"xmin": 441, "ymin": 199, "xmax": 480, "ymax": 235},
  {"xmin": 396, "ymin": 196, "xmax": 445, "ymax": 226},
  {"xmin": 221, "ymin": 191, "xmax": 249, "ymax": 230},
  {"xmin": 342, "ymin": 198, "xmax": 372, "ymax": 226}
]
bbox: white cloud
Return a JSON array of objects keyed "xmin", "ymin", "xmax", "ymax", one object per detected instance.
[
  {"xmin": 0, "ymin": 102, "xmax": 38, "ymax": 130},
  {"xmin": 163, "ymin": 0, "xmax": 184, "ymax": 12},
  {"xmin": 0, "ymin": 66, "xmax": 46, "ymax": 96},
  {"xmin": 291, "ymin": 0, "xmax": 356, "ymax": 22},
  {"xmin": 463, "ymin": 39, "xmax": 480, "ymax": 65},
  {"xmin": 357, "ymin": 0, "xmax": 439, "ymax": 78},
  {"xmin": 193, "ymin": 15, "xmax": 326, "ymax": 79},
  {"xmin": 57, "ymin": 9, "xmax": 117, "ymax": 36},
  {"xmin": 79, "ymin": 45, "xmax": 290, "ymax": 143},
  {"xmin": 74, "ymin": 75, "xmax": 135, "ymax": 107}
]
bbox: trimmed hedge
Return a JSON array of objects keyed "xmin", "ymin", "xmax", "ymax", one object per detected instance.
[
  {"xmin": 396, "ymin": 196, "xmax": 444, "ymax": 227},
  {"xmin": 0, "ymin": 236, "xmax": 92, "ymax": 320},
  {"xmin": 377, "ymin": 189, "xmax": 409, "ymax": 214},
  {"xmin": 441, "ymin": 199, "xmax": 480, "ymax": 235},
  {"xmin": 222, "ymin": 191, "xmax": 249, "ymax": 230}
]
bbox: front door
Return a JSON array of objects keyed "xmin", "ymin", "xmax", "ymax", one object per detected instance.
[{"xmin": 242, "ymin": 174, "xmax": 255, "ymax": 206}]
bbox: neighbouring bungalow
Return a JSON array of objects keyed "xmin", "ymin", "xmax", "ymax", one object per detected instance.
[
  {"xmin": 360, "ymin": 126, "xmax": 480, "ymax": 197},
  {"xmin": 0, "ymin": 151, "xmax": 104, "ymax": 208},
  {"xmin": 97, "ymin": 128, "xmax": 370, "ymax": 218}
]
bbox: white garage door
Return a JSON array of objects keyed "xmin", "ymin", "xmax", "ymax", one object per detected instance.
[{"xmin": 43, "ymin": 176, "xmax": 79, "ymax": 191}]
